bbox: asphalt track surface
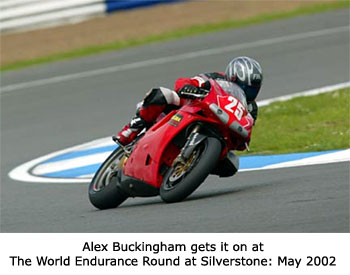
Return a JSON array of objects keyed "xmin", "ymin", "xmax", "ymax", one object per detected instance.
[{"xmin": 1, "ymin": 9, "xmax": 349, "ymax": 232}]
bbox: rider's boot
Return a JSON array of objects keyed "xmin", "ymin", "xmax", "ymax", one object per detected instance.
[{"xmin": 116, "ymin": 116, "xmax": 148, "ymax": 145}]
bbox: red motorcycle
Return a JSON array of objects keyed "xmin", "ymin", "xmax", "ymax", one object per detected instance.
[{"xmin": 89, "ymin": 79, "xmax": 254, "ymax": 209}]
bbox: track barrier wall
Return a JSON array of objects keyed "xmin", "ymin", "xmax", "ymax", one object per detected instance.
[{"xmin": 0, "ymin": 0, "xmax": 184, "ymax": 33}]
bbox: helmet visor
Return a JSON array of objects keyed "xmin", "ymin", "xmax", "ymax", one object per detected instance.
[{"xmin": 241, "ymin": 85, "xmax": 260, "ymax": 102}]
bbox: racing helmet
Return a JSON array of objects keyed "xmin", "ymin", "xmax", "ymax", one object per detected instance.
[{"xmin": 225, "ymin": 56, "xmax": 263, "ymax": 102}]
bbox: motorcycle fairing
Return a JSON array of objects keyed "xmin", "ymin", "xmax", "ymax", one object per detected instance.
[{"xmin": 122, "ymin": 109, "xmax": 217, "ymax": 188}]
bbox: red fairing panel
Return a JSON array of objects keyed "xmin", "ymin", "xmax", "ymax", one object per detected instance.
[{"xmin": 122, "ymin": 110, "xmax": 212, "ymax": 188}]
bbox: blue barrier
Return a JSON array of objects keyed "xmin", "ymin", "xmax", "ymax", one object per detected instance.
[{"xmin": 105, "ymin": 0, "xmax": 185, "ymax": 13}]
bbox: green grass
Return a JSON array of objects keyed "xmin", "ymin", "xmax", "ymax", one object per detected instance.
[
  {"xmin": 1, "ymin": 0, "xmax": 349, "ymax": 71},
  {"xmin": 245, "ymin": 88, "xmax": 350, "ymax": 156}
]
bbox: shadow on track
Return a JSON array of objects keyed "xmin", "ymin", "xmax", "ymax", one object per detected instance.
[
  {"xmin": 86, "ymin": 176, "xmax": 280, "ymax": 212},
  {"xmin": 88, "ymin": 186, "xmax": 246, "ymax": 212}
]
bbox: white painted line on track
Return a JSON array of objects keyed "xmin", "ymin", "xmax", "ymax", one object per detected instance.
[
  {"xmin": 257, "ymin": 81, "xmax": 350, "ymax": 107},
  {"xmin": 78, "ymin": 174, "xmax": 95, "ymax": 179},
  {"xmin": 263, "ymin": 149, "xmax": 350, "ymax": 169},
  {"xmin": 31, "ymin": 152, "xmax": 111, "ymax": 175},
  {"xmin": 8, "ymin": 137, "xmax": 115, "ymax": 183},
  {"xmin": 1, "ymin": 25, "xmax": 349, "ymax": 93},
  {"xmin": 240, "ymin": 149, "xmax": 350, "ymax": 172}
]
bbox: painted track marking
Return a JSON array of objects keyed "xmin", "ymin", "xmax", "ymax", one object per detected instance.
[{"xmin": 1, "ymin": 25, "xmax": 349, "ymax": 93}]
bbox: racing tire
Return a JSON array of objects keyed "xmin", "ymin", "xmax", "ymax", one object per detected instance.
[
  {"xmin": 89, "ymin": 148, "xmax": 128, "ymax": 210},
  {"xmin": 160, "ymin": 137, "xmax": 221, "ymax": 203}
]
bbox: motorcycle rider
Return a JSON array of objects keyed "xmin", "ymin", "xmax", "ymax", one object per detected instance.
[{"xmin": 116, "ymin": 56, "xmax": 263, "ymax": 151}]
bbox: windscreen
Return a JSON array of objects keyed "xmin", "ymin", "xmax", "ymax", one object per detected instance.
[{"xmin": 216, "ymin": 80, "xmax": 248, "ymax": 108}]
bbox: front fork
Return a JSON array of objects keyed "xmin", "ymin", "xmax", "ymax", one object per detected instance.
[
  {"xmin": 173, "ymin": 125, "xmax": 206, "ymax": 165},
  {"xmin": 112, "ymin": 135, "xmax": 132, "ymax": 156}
]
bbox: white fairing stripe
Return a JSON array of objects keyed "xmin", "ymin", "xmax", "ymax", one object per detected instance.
[{"xmin": 159, "ymin": 87, "xmax": 180, "ymax": 106}]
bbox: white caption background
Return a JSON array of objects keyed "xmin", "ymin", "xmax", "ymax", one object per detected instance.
[{"xmin": 0, "ymin": 233, "xmax": 348, "ymax": 275}]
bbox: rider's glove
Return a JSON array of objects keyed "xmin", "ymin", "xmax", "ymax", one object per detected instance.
[
  {"xmin": 178, "ymin": 84, "xmax": 206, "ymax": 99},
  {"xmin": 202, "ymin": 80, "xmax": 211, "ymax": 91}
]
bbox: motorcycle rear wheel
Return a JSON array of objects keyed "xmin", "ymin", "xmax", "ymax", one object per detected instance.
[
  {"xmin": 89, "ymin": 147, "xmax": 128, "ymax": 210},
  {"xmin": 160, "ymin": 137, "xmax": 221, "ymax": 203}
]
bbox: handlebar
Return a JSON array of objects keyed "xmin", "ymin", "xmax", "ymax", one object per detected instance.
[{"xmin": 180, "ymin": 88, "xmax": 209, "ymax": 99}]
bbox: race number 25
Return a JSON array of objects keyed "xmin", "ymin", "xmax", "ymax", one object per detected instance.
[{"xmin": 224, "ymin": 96, "xmax": 245, "ymax": 120}]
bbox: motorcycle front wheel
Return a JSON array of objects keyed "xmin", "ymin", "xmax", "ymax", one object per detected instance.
[
  {"xmin": 160, "ymin": 137, "xmax": 221, "ymax": 203},
  {"xmin": 88, "ymin": 147, "xmax": 128, "ymax": 210}
]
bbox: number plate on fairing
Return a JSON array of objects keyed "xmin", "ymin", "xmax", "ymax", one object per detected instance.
[
  {"xmin": 217, "ymin": 95, "xmax": 246, "ymax": 124},
  {"xmin": 209, "ymin": 95, "xmax": 249, "ymax": 138}
]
